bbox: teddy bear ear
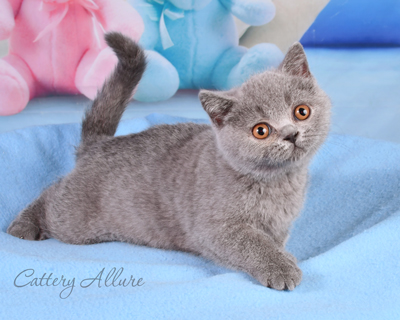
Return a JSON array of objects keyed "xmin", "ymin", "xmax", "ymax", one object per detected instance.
[
  {"xmin": 199, "ymin": 90, "xmax": 236, "ymax": 127},
  {"xmin": 279, "ymin": 42, "xmax": 311, "ymax": 78}
]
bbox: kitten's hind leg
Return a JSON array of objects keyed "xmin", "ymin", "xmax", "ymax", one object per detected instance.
[{"xmin": 7, "ymin": 195, "xmax": 48, "ymax": 241}]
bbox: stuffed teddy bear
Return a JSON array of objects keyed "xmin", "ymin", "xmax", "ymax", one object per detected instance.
[
  {"xmin": 128, "ymin": 0, "xmax": 284, "ymax": 102},
  {"xmin": 0, "ymin": 0, "xmax": 144, "ymax": 115}
]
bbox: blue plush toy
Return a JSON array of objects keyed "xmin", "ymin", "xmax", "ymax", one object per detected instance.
[{"xmin": 130, "ymin": 0, "xmax": 283, "ymax": 102}]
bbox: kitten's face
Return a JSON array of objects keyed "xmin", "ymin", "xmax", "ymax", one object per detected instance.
[{"xmin": 200, "ymin": 43, "xmax": 331, "ymax": 176}]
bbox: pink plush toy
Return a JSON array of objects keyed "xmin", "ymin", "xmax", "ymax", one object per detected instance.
[{"xmin": 0, "ymin": 0, "xmax": 144, "ymax": 115}]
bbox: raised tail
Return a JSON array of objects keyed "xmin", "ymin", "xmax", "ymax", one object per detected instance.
[{"xmin": 81, "ymin": 32, "xmax": 147, "ymax": 142}]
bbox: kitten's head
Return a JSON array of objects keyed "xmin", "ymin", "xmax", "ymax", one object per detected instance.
[{"xmin": 199, "ymin": 43, "xmax": 331, "ymax": 177}]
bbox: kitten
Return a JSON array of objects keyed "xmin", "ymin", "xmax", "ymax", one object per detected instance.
[{"xmin": 7, "ymin": 32, "xmax": 330, "ymax": 291}]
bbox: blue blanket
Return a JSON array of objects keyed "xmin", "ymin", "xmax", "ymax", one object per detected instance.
[{"xmin": 1, "ymin": 114, "xmax": 400, "ymax": 319}]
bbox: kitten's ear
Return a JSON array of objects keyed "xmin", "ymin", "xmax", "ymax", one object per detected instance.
[
  {"xmin": 279, "ymin": 42, "xmax": 311, "ymax": 78},
  {"xmin": 199, "ymin": 90, "xmax": 236, "ymax": 127}
]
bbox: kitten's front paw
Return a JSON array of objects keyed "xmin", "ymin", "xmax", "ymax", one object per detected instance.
[
  {"xmin": 283, "ymin": 251, "xmax": 298, "ymax": 265},
  {"xmin": 258, "ymin": 252, "xmax": 302, "ymax": 291},
  {"xmin": 7, "ymin": 220, "xmax": 41, "ymax": 241}
]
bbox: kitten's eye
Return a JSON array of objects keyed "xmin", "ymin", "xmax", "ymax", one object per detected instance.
[
  {"xmin": 252, "ymin": 123, "xmax": 270, "ymax": 139},
  {"xmin": 294, "ymin": 105, "xmax": 311, "ymax": 120}
]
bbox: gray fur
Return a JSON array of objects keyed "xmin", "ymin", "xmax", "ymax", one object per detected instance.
[{"xmin": 7, "ymin": 37, "xmax": 331, "ymax": 291}]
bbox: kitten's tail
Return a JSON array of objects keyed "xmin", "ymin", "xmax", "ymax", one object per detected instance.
[{"xmin": 81, "ymin": 32, "xmax": 147, "ymax": 142}]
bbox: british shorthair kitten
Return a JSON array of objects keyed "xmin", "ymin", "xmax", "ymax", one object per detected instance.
[{"xmin": 7, "ymin": 33, "xmax": 330, "ymax": 291}]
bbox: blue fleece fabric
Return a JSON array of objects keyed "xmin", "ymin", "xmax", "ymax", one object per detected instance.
[
  {"xmin": 130, "ymin": 0, "xmax": 283, "ymax": 102},
  {"xmin": 1, "ymin": 114, "xmax": 400, "ymax": 319}
]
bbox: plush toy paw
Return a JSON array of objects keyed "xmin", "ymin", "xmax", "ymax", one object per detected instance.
[
  {"xmin": 75, "ymin": 47, "xmax": 118, "ymax": 100},
  {"xmin": 0, "ymin": 59, "xmax": 30, "ymax": 115},
  {"xmin": 169, "ymin": 0, "xmax": 212, "ymax": 11},
  {"xmin": 229, "ymin": 0, "xmax": 276, "ymax": 26},
  {"xmin": 134, "ymin": 50, "xmax": 179, "ymax": 102},
  {"xmin": 226, "ymin": 43, "xmax": 284, "ymax": 89},
  {"xmin": 0, "ymin": 1, "xmax": 15, "ymax": 40}
]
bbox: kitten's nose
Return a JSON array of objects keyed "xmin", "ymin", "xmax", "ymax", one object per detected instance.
[
  {"xmin": 281, "ymin": 125, "xmax": 298, "ymax": 144},
  {"xmin": 284, "ymin": 132, "xmax": 299, "ymax": 144}
]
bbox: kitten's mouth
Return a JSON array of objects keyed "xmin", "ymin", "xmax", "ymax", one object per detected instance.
[
  {"xmin": 290, "ymin": 143, "xmax": 307, "ymax": 160},
  {"xmin": 280, "ymin": 143, "xmax": 306, "ymax": 162},
  {"xmin": 293, "ymin": 144, "xmax": 304, "ymax": 151},
  {"xmin": 257, "ymin": 143, "xmax": 307, "ymax": 169}
]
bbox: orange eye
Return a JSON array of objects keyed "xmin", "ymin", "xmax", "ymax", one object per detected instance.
[
  {"xmin": 294, "ymin": 105, "xmax": 311, "ymax": 120},
  {"xmin": 252, "ymin": 123, "xmax": 270, "ymax": 139}
]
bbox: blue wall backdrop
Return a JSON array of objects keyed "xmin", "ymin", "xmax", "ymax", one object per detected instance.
[{"xmin": 301, "ymin": 0, "xmax": 400, "ymax": 46}]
